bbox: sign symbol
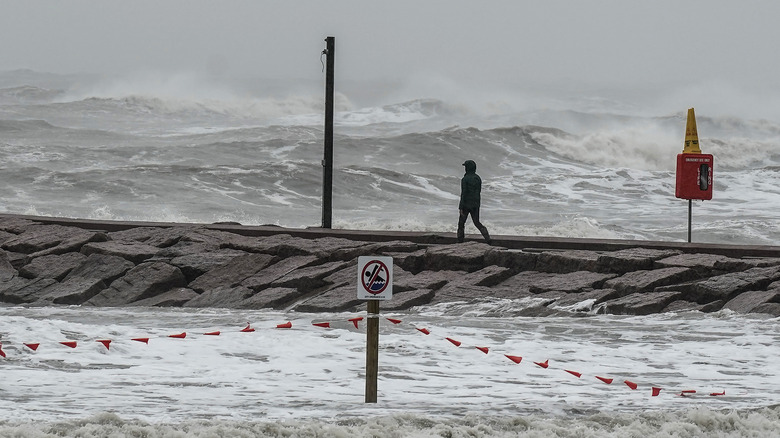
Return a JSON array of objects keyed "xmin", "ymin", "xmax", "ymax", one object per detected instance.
[{"xmin": 361, "ymin": 260, "xmax": 388, "ymax": 294}]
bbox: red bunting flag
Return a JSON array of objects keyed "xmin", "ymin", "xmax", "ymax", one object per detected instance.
[
  {"xmin": 132, "ymin": 338, "xmax": 150, "ymax": 344},
  {"xmin": 204, "ymin": 331, "xmax": 221, "ymax": 336},
  {"xmin": 386, "ymin": 318, "xmax": 402, "ymax": 324},
  {"xmin": 25, "ymin": 343, "xmax": 40, "ymax": 351},
  {"xmin": 475, "ymin": 346, "xmax": 489, "ymax": 354},
  {"xmin": 565, "ymin": 370, "xmax": 582, "ymax": 378},
  {"xmin": 596, "ymin": 376, "xmax": 613, "ymax": 384},
  {"xmin": 416, "ymin": 328, "xmax": 430, "ymax": 335},
  {"xmin": 534, "ymin": 360, "xmax": 549, "ymax": 369},
  {"xmin": 624, "ymin": 380, "xmax": 638, "ymax": 390},
  {"xmin": 276, "ymin": 322, "xmax": 292, "ymax": 329},
  {"xmin": 312, "ymin": 322, "xmax": 331, "ymax": 328},
  {"xmin": 505, "ymin": 355, "xmax": 523, "ymax": 364},
  {"xmin": 96, "ymin": 340, "xmax": 111, "ymax": 350},
  {"xmin": 60, "ymin": 341, "xmax": 77, "ymax": 348},
  {"xmin": 446, "ymin": 337, "xmax": 462, "ymax": 347},
  {"xmin": 168, "ymin": 332, "xmax": 187, "ymax": 339},
  {"xmin": 348, "ymin": 317, "xmax": 363, "ymax": 329},
  {"xmin": 652, "ymin": 387, "xmax": 662, "ymax": 396}
]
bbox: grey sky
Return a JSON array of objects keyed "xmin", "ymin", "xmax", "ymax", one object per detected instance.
[{"xmin": 2, "ymin": 1, "xmax": 779, "ymax": 115}]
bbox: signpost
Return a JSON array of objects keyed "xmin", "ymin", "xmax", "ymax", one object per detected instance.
[{"xmin": 357, "ymin": 256, "xmax": 392, "ymax": 403}]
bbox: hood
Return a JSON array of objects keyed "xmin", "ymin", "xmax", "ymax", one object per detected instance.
[{"xmin": 462, "ymin": 160, "xmax": 477, "ymax": 173}]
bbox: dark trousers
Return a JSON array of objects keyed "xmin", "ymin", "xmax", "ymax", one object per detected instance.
[{"xmin": 457, "ymin": 208, "xmax": 491, "ymax": 243}]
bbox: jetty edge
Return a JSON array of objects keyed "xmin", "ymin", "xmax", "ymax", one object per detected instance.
[{"xmin": 0, "ymin": 213, "xmax": 779, "ymax": 316}]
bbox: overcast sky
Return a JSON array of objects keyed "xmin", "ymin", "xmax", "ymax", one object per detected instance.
[{"xmin": 2, "ymin": 1, "xmax": 779, "ymax": 115}]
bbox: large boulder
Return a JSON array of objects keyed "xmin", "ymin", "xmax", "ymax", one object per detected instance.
[
  {"xmin": 38, "ymin": 278, "xmax": 109, "ymax": 305},
  {"xmin": 422, "ymin": 242, "xmax": 495, "ymax": 272},
  {"xmin": 485, "ymin": 249, "xmax": 537, "ymax": 272},
  {"xmin": 170, "ymin": 249, "xmax": 248, "ymax": 282},
  {"xmin": 654, "ymin": 253, "xmax": 770, "ymax": 277},
  {"xmin": 659, "ymin": 266, "xmax": 780, "ymax": 304},
  {"xmin": 63, "ymin": 253, "xmax": 135, "ymax": 285},
  {"xmin": 188, "ymin": 253, "xmax": 277, "ymax": 293},
  {"xmin": 184, "ymin": 285, "xmax": 255, "ymax": 308},
  {"xmin": 2, "ymin": 224, "xmax": 107, "ymax": 257},
  {"xmin": 393, "ymin": 269, "xmax": 455, "ymax": 293},
  {"xmin": 86, "ymin": 262, "xmax": 187, "ymax": 306},
  {"xmin": 601, "ymin": 291, "xmax": 683, "ymax": 315},
  {"xmin": 108, "ymin": 227, "xmax": 187, "ymax": 247},
  {"xmin": 19, "ymin": 252, "xmax": 87, "ymax": 281},
  {"xmin": 81, "ymin": 241, "xmax": 159, "ymax": 264},
  {"xmin": 240, "ymin": 287, "xmax": 303, "ymax": 309},
  {"xmin": 0, "ymin": 251, "xmax": 17, "ymax": 282},
  {"xmin": 239, "ymin": 255, "xmax": 319, "ymax": 292},
  {"xmin": 535, "ymin": 250, "xmax": 601, "ymax": 273},
  {"xmin": 132, "ymin": 288, "xmax": 199, "ymax": 307},
  {"xmin": 0, "ymin": 277, "xmax": 58, "ymax": 304},
  {"xmin": 382, "ymin": 289, "xmax": 436, "ymax": 310},
  {"xmin": 294, "ymin": 284, "xmax": 362, "ymax": 312},
  {"xmin": 662, "ymin": 299, "xmax": 725, "ymax": 313},
  {"xmin": 597, "ymin": 248, "xmax": 682, "ymax": 274},
  {"xmin": 722, "ymin": 290, "xmax": 780, "ymax": 313},
  {"xmin": 270, "ymin": 260, "xmax": 349, "ymax": 291},
  {"xmin": 528, "ymin": 271, "xmax": 616, "ymax": 294},
  {"xmin": 604, "ymin": 267, "xmax": 697, "ymax": 295}
]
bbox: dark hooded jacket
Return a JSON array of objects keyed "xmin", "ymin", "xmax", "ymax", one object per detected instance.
[{"xmin": 459, "ymin": 160, "xmax": 481, "ymax": 210}]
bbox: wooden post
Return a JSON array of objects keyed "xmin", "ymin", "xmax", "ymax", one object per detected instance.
[
  {"xmin": 365, "ymin": 300, "xmax": 379, "ymax": 403},
  {"xmin": 322, "ymin": 36, "xmax": 335, "ymax": 229}
]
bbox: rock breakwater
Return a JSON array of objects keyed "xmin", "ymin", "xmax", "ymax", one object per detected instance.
[{"xmin": 1, "ymin": 216, "xmax": 779, "ymax": 316}]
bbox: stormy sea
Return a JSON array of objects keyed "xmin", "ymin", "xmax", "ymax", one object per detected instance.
[{"xmin": 1, "ymin": 69, "xmax": 779, "ymax": 436}]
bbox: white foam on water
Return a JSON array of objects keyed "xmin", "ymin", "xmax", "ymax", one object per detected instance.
[{"xmin": 1, "ymin": 307, "xmax": 779, "ymax": 436}]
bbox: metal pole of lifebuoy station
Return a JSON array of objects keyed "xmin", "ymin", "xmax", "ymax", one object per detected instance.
[{"xmin": 322, "ymin": 36, "xmax": 335, "ymax": 229}]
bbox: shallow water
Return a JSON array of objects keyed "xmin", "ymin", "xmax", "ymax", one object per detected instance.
[{"xmin": 1, "ymin": 304, "xmax": 778, "ymax": 436}]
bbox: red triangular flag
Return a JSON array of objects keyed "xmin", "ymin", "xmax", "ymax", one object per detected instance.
[
  {"xmin": 505, "ymin": 355, "xmax": 523, "ymax": 364},
  {"xmin": 710, "ymin": 391, "xmax": 725, "ymax": 396},
  {"xmin": 0, "ymin": 343, "xmax": 5, "ymax": 358},
  {"xmin": 446, "ymin": 337, "xmax": 461, "ymax": 347},
  {"xmin": 132, "ymin": 338, "xmax": 149, "ymax": 344},
  {"xmin": 168, "ymin": 332, "xmax": 186, "ymax": 339},
  {"xmin": 565, "ymin": 370, "xmax": 582, "ymax": 378},
  {"xmin": 97, "ymin": 340, "xmax": 111, "ymax": 350},
  {"xmin": 312, "ymin": 322, "xmax": 331, "ymax": 328},
  {"xmin": 25, "ymin": 343, "xmax": 40, "ymax": 351},
  {"xmin": 276, "ymin": 321, "xmax": 292, "ymax": 329},
  {"xmin": 204, "ymin": 331, "xmax": 221, "ymax": 336},
  {"xmin": 416, "ymin": 328, "xmax": 430, "ymax": 335},
  {"xmin": 348, "ymin": 317, "xmax": 363, "ymax": 329},
  {"xmin": 652, "ymin": 387, "xmax": 662, "ymax": 396},
  {"xmin": 624, "ymin": 380, "xmax": 638, "ymax": 390},
  {"xmin": 475, "ymin": 346, "xmax": 489, "ymax": 354},
  {"xmin": 386, "ymin": 318, "xmax": 402, "ymax": 324},
  {"xmin": 534, "ymin": 359, "xmax": 549, "ymax": 369},
  {"xmin": 60, "ymin": 341, "xmax": 77, "ymax": 348},
  {"xmin": 596, "ymin": 376, "xmax": 613, "ymax": 384}
]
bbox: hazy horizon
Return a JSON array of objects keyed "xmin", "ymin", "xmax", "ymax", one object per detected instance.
[{"xmin": 2, "ymin": 1, "xmax": 780, "ymax": 119}]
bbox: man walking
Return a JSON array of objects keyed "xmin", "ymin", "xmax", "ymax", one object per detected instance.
[{"xmin": 458, "ymin": 160, "xmax": 491, "ymax": 244}]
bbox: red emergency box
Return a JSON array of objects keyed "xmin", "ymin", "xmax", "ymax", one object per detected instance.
[{"xmin": 675, "ymin": 153, "xmax": 713, "ymax": 200}]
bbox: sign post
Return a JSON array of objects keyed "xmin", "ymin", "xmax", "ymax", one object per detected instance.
[{"xmin": 357, "ymin": 256, "xmax": 392, "ymax": 403}]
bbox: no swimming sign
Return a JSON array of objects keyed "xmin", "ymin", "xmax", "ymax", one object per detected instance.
[{"xmin": 357, "ymin": 256, "xmax": 393, "ymax": 300}]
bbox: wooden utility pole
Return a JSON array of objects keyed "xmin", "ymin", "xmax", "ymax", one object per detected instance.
[
  {"xmin": 365, "ymin": 300, "xmax": 379, "ymax": 403},
  {"xmin": 322, "ymin": 36, "xmax": 335, "ymax": 229}
]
